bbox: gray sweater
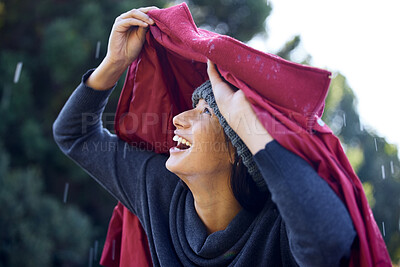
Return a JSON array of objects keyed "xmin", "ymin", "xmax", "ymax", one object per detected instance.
[{"xmin": 53, "ymin": 70, "xmax": 356, "ymax": 266}]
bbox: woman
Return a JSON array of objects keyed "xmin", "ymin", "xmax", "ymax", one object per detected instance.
[{"xmin": 53, "ymin": 6, "xmax": 356, "ymax": 266}]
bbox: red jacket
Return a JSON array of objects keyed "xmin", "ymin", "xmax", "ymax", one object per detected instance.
[{"xmin": 101, "ymin": 3, "xmax": 391, "ymax": 266}]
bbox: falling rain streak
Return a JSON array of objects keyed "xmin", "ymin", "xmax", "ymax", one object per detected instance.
[
  {"xmin": 399, "ymin": 217, "xmax": 400, "ymax": 232},
  {"xmin": 88, "ymin": 247, "xmax": 93, "ymax": 267},
  {"xmin": 94, "ymin": 240, "xmax": 99, "ymax": 261},
  {"xmin": 374, "ymin": 138, "xmax": 378, "ymax": 151},
  {"xmin": 391, "ymin": 161, "xmax": 394, "ymax": 174},
  {"xmin": 381, "ymin": 165, "xmax": 386, "ymax": 179},
  {"xmin": 14, "ymin": 62, "xmax": 23, "ymax": 83},
  {"xmin": 382, "ymin": 222, "xmax": 386, "ymax": 237},
  {"xmin": 359, "ymin": 122, "xmax": 363, "ymax": 132},
  {"xmin": 63, "ymin": 182, "xmax": 69, "ymax": 203},
  {"xmin": 95, "ymin": 41, "xmax": 101, "ymax": 59},
  {"xmin": 342, "ymin": 113, "xmax": 346, "ymax": 127}
]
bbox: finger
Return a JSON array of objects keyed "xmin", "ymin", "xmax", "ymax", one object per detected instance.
[
  {"xmin": 207, "ymin": 60, "xmax": 224, "ymax": 85},
  {"xmin": 120, "ymin": 9, "xmax": 154, "ymax": 25},
  {"xmin": 207, "ymin": 60, "xmax": 235, "ymax": 102},
  {"xmin": 137, "ymin": 25, "xmax": 150, "ymax": 37},
  {"xmin": 115, "ymin": 18, "xmax": 149, "ymax": 30},
  {"xmin": 138, "ymin": 6, "xmax": 159, "ymax": 13}
]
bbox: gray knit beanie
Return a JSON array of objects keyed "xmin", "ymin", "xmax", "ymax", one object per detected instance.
[{"xmin": 191, "ymin": 80, "xmax": 267, "ymax": 191}]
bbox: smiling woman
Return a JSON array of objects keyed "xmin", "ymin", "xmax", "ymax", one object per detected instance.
[{"xmin": 53, "ymin": 5, "xmax": 359, "ymax": 267}]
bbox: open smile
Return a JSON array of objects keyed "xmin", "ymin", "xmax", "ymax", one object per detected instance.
[{"xmin": 170, "ymin": 134, "xmax": 192, "ymax": 153}]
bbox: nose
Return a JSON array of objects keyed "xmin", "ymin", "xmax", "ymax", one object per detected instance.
[{"xmin": 173, "ymin": 110, "xmax": 192, "ymax": 129}]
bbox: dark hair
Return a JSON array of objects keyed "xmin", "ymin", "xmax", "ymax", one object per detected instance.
[
  {"xmin": 223, "ymin": 134, "xmax": 268, "ymax": 214},
  {"xmin": 230, "ymin": 152, "xmax": 268, "ymax": 213}
]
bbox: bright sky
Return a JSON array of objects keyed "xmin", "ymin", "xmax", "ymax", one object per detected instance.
[{"xmin": 248, "ymin": 0, "xmax": 400, "ymax": 151}]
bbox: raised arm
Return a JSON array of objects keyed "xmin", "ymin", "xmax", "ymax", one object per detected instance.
[
  {"xmin": 253, "ymin": 141, "xmax": 355, "ymax": 266},
  {"xmin": 207, "ymin": 60, "xmax": 356, "ymax": 266},
  {"xmin": 86, "ymin": 6, "xmax": 157, "ymax": 90},
  {"xmin": 53, "ymin": 7, "xmax": 178, "ymax": 215}
]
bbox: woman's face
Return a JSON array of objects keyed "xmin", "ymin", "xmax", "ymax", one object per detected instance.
[{"xmin": 166, "ymin": 99, "xmax": 234, "ymax": 181}]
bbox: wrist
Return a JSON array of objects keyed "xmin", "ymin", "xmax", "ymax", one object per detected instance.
[
  {"xmin": 103, "ymin": 55, "xmax": 131, "ymax": 70},
  {"xmin": 229, "ymin": 109, "xmax": 274, "ymax": 155},
  {"xmin": 86, "ymin": 57, "xmax": 129, "ymax": 90}
]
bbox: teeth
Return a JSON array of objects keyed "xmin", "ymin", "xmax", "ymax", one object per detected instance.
[{"xmin": 173, "ymin": 135, "xmax": 192, "ymax": 147}]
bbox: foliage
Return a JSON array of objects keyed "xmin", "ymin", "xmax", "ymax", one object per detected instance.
[
  {"xmin": 0, "ymin": 0, "xmax": 271, "ymax": 266},
  {"xmin": 0, "ymin": 149, "xmax": 92, "ymax": 266},
  {"xmin": 2, "ymin": 0, "xmax": 399, "ymax": 263},
  {"xmin": 184, "ymin": 0, "xmax": 271, "ymax": 42}
]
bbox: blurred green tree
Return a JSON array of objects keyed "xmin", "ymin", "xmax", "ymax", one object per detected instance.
[
  {"xmin": 324, "ymin": 73, "xmax": 400, "ymax": 262},
  {"xmin": 0, "ymin": 148, "xmax": 92, "ymax": 266},
  {"xmin": 0, "ymin": 0, "xmax": 272, "ymax": 265}
]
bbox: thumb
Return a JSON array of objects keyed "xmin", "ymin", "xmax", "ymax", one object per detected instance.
[
  {"xmin": 137, "ymin": 25, "xmax": 149, "ymax": 40},
  {"xmin": 207, "ymin": 59, "xmax": 235, "ymax": 102},
  {"xmin": 207, "ymin": 59, "xmax": 223, "ymax": 85}
]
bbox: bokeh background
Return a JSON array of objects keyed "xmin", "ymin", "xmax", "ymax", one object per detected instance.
[{"xmin": 1, "ymin": 0, "xmax": 399, "ymax": 266}]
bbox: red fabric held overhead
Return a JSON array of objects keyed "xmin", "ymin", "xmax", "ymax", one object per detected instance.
[{"xmin": 100, "ymin": 3, "xmax": 391, "ymax": 266}]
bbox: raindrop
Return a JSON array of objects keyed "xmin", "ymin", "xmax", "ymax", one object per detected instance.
[
  {"xmin": 342, "ymin": 113, "xmax": 346, "ymax": 127},
  {"xmin": 381, "ymin": 165, "xmax": 386, "ymax": 179},
  {"xmin": 95, "ymin": 41, "xmax": 101, "ymax": 59},
  {"xmin": 94, "ymin": 240, "xmax": 99, "ymax": 261},
  {"xmin": 374, "ymin": 138, "xmax": 378, "ymax": 151},
  {"xmin": 215, "ymin": 23, "xmax": 229, "ymax": 34},
  {"xmin": 391, "ymin": 161, "xmax": 394, "ymax": 174},
  {"xmin": 112, "ymin": 239, "xmax": 116, "ymax": 261},
  {"xmin": 123, "ymin": 142, "xmax": 128, "ymax": 159},
  {"xmin": 88, "ymin": 247, "xmax": 93, "ymax": 267},
  {"xmin": 209, "ymin": 44, "xmax": 215, "ymax": 53},
  {"xmin": 317, "ymin": 118, "xmax": 325, "ymax": 127},
  {"xmin": 398, "ymin": 216, "xmax": 400, "ymax": 231},
  {"xmin": 63, "ymin": 182, "xmax": 69, "ymax": 203},
  {"xmin": 382, "ymin": 221, "xmax": 386, "ymax": 237},
  {"xmin": 13, "ymin": 62, "xmax": 23, "ymax": 84}
]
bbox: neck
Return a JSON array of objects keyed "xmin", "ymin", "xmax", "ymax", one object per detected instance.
[{"xmin": 183, "ymin": 172, "xmax": 242, "ymax": 235}]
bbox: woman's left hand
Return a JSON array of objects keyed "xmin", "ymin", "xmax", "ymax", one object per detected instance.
[{"xmin": 207, "ymin": 60, "xmax": 274, "ymax": 154}]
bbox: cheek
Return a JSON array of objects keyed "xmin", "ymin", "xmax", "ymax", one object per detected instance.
[{"xmin": 194, "ymin": 122, "xmax": 231, "ymax": 162}]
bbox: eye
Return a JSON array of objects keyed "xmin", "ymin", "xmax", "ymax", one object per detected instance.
[{"xmin": 202, "ymin": 107, "xmax": 212, "ymax": 116}]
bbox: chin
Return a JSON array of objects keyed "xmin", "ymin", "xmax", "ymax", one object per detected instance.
[
  {"xmin": 165, "ymin": 155, "xmax": 194, "ymax": 180},
  {"xmin": 165, "ymin": 157, "xmax": 174, "ymax": 173},
  {"xmin": 165, "ymin": 156, "xmax": 183, "ymax": 175}
]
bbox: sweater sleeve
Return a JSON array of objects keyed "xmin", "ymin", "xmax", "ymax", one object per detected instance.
[
  {"xmin": 253, "ymin": 140, "xmax": 356, "ymax": 267},
  {"xmin": 53, "ymin": 70, "xmax": 178, "ymax": 215}
]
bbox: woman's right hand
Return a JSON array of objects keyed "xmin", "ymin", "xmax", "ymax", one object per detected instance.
[
  {"xmin": 86, "ymin": 6, "xmax": 158, "ymax": 90},
  {"xmin": 106, "ymin": 6, "xmax": 158, "ymax": 67}
]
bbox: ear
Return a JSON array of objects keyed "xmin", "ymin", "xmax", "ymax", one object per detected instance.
[{"xmin": 227, "ymin": 141, "xmax": 236, "ymax": 165}]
